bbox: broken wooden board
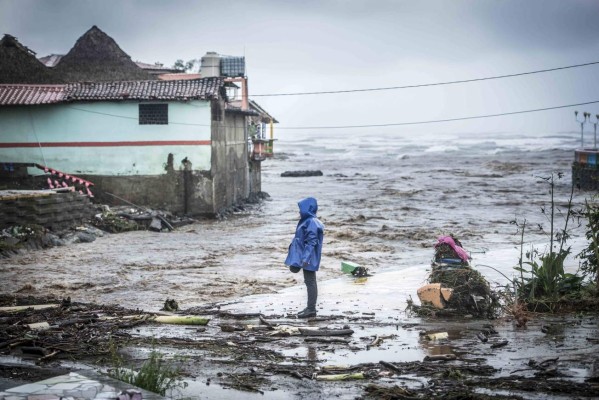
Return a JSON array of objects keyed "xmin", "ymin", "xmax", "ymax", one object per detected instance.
[{"xmin": 417, "ymin": 283, "xmax": 453, "ymax": 309}]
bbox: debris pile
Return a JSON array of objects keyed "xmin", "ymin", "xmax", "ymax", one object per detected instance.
[
  {"xmin": 412, "ymin": 235, "xmax": 500, "ymax": 318},
  {"xmin": 0, "ymin": 296, "xmax": 210, "ymax": 363},
  {"xmin": 0, "ymin": 224, "xmax": 102, "ymax": 258},
  {"xmin": 92, "ymin": 206, "xmax": 194, "ymax": 233}
]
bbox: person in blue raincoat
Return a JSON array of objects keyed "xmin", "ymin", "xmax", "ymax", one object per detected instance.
[{"xmin": 285, "ymin": 197, "xmax": 324, "ymax": 318}]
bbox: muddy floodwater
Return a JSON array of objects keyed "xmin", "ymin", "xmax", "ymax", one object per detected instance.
[{"xmin": 1, "ymin": 130, "xmax": 598, "ymax": 399}]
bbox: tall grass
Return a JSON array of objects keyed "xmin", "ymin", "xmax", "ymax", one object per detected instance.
[
  {"xmin": 513, "ymin": 173, "xmax": 583, "ymax": 307},
  {"xmin": 108, "ymin": 343, "xmax": 187, "ymax": 396}
]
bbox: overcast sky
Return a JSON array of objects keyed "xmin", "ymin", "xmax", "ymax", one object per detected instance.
[{"xmin": 2, "ymin": 0, "xmax": 599, "ymax": 137}]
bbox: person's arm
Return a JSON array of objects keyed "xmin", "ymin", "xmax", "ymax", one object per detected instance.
[{"xmin": 301, "ymin": 220, "xmax": 319, "ymax": 266}]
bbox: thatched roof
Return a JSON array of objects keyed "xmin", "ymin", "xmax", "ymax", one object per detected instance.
[
  {"xmin": 54, "ymin": 26, "xmax": 155, "ymax": 82},
  {"xmin": 0, "ymin": 35, "xmax": 63, "ymax": 84}
]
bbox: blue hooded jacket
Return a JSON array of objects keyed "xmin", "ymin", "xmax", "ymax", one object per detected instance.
[{"xmin": 284, "ymin": 197, "xmax": 324, "ymax": 271}]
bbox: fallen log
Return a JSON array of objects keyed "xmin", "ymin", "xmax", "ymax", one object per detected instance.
[
  {"xmin": 0, "ymin": 304, "xmax": 60, "ymax": 313},
  {"xmin": 103, "ymin": 314, "xmax": 210, "ymax": 326},
  {"xmin": 424, "ymin": 354, "xmax": 457, "ymax": 361},
  {"xmin": 304, "ymin": 337, "xmax": 351, "ymax": 344},
  {"xmin": 316, "ymin": 372, "xmax": 364, "ymax": 381},
  {"xmin": 21, "ymin": 346, "xmax": 49, "ymax": 356},
  {"xmin": 153, "ymin": 315, "xmax": 209, "ymax": 325},
  {"xmin": 322, "ymin": 365, "xmax": 357, "ymax": 372},
  {"xmin": 218, "ymin": 311, "xmax": 263, "ymax": 319},
  {"xmin": 299, "ymin": 328, "xmax": 354, "ymax": 337},
  {"xmin": 490, "ymin": 340, "xmax": 509, "ymax": 349},
  {"xmin": 379, "ymin": 361, "xmax": 402, "ymax": 373}
]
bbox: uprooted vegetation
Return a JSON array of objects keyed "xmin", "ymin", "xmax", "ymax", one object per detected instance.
[{"xmin": 408, "ymin": 236, "xmax": 502, "ymax": 319}]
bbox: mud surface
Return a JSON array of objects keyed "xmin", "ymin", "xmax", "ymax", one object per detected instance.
[{"xmin": 1, "ymin": 130, "xmax": 598, "ymax": 398}]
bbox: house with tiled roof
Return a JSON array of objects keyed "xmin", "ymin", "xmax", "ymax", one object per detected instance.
[{"xmin": 0, "ymin": 27, "xmax": 271, "ymax": 217}]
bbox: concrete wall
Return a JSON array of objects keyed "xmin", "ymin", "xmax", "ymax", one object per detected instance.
[
  {"xmin": 211, "ymin": 109, "xmax": 249, "ymax": 213},
  {"xmin": 249, "ymin": 160, "xmax": 261, "ymax": 196},
  {"xmin": 0, "ymin": 99, "xmax": 259, "ymax": 216},
  {"xmin": 0, "ymin": 101, "xmax": 212, "ymax": 175}
]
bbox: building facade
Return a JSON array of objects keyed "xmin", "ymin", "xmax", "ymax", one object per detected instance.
[{"xmin": 0, "ymin": 79, "xmax": 261, "ymax": 216}]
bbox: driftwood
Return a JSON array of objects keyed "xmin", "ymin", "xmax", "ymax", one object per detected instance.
[
  {"xmin": 38, "ymin": 350, "xmax": 60, "ymax": 362},
  {"xmin": 424, "ymin": 354, "xmax": 457, "ymax": 361},
  {"xmin": 380, "ymin": 360, "xmax": 403, "ymax": 373},
  {"xmin": 299, "ymin": 328, "xmax": 354, "ymax": 337},
  {"xmin": 0, "ymin": 304, "xmax": 60, "ymax": 312},
  {"xmin": 368, "ymin": 334, "xmax": 394, "ymax": 347},
  {"xmin": 220, "ymin": 324, "xmax": 245, "ymax": 332},
  {"xmin": 218, "ymin": 311, "xmax": 263, "ymax": 319},
  {"xmin": 153, "ymin": 315, "xmax": 210, "ymax": 325},
  {"xmin": 245, "ymin": 325, "xmax": 271, "ymax": 332},
  {"xmin": 304, "ymin": 337, "xmax": 351, "ymax": 344},
  {"xmin": 490, "ymin": 340, "xmax": 509, "ymax": 349},
  {"xmin": 259, "ymin": 315, "xmax": 273, "ymax": 327},
  {"xmin": 21, "ymin": 346, "xmax": 49, "ymax": 356},
  {"xmin": 316, "ymin": 373, "xmax": 364, "ymax": 381}
]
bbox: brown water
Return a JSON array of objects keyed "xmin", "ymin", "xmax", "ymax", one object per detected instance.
[
  {"xmin": 2, "ymin": 130, "xmax": 596, "ymax": 399},
  {"xmin": 0, "ymin": 130, "xmax": 587, "ymax": 311}
]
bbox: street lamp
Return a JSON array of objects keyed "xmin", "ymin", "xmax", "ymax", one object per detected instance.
[{"xmin": 575, "ymin": 111, "xmax": 590, "ymax": 148}]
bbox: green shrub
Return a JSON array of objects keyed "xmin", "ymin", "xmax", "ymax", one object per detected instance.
[{"xmin": 513, "ymin": 173, "xmax": 584, "ymax": 305}]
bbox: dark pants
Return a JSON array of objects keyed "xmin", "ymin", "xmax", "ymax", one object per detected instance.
[{"xmin": 289, "ymin": 267, "xmax": 318, "ymax": 311}]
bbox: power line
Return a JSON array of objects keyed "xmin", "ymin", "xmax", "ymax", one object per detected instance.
[
  {"xmin": 67, "ymin": 106, "xmax": 211, "ymax": 127},
  {"xmin": 253, "ymin": 61, "xmax": 599, "ymax": 97},
  {"xmin": 66, "ymin": 100, "xmax": 599, "ymax": 130},
  {"xmin": 277, "ymin": 100, "xmax": 599, "ymax": 130}
]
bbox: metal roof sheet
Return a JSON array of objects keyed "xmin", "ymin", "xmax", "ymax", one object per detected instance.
[{"xmin": 0, "ymin": 84, "xmax": 65, "ymax": 105}]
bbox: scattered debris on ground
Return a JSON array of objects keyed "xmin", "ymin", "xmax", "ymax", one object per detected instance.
[
  {"xmin": 2, "ymin": 296, "xmax": 599, "ymax": 398},
  {"xmin": 410, "ymin": 235, "xmax": 500, "ymax": 318}
]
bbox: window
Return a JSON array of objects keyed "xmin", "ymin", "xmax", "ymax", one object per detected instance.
[{"xmin": 139, "ymin": 104, "xmax": 168, "ymax": 125}]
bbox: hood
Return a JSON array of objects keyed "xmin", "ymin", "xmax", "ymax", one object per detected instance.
[{"xmin": 298, "ymin": 197, "xmax": 318, "ymax": 220}]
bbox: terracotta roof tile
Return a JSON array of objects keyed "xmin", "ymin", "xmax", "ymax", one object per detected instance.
[
  {"xmin": 66, "ymin": 78, "xmax": 223, "ymax": 101},
  {"xmin": 0, "ymin": 84, "xmax": 65, "ymax": 105},
  {"xmin": 0, "ymin": 78, "xmax": 223, "ymax": 105}
]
